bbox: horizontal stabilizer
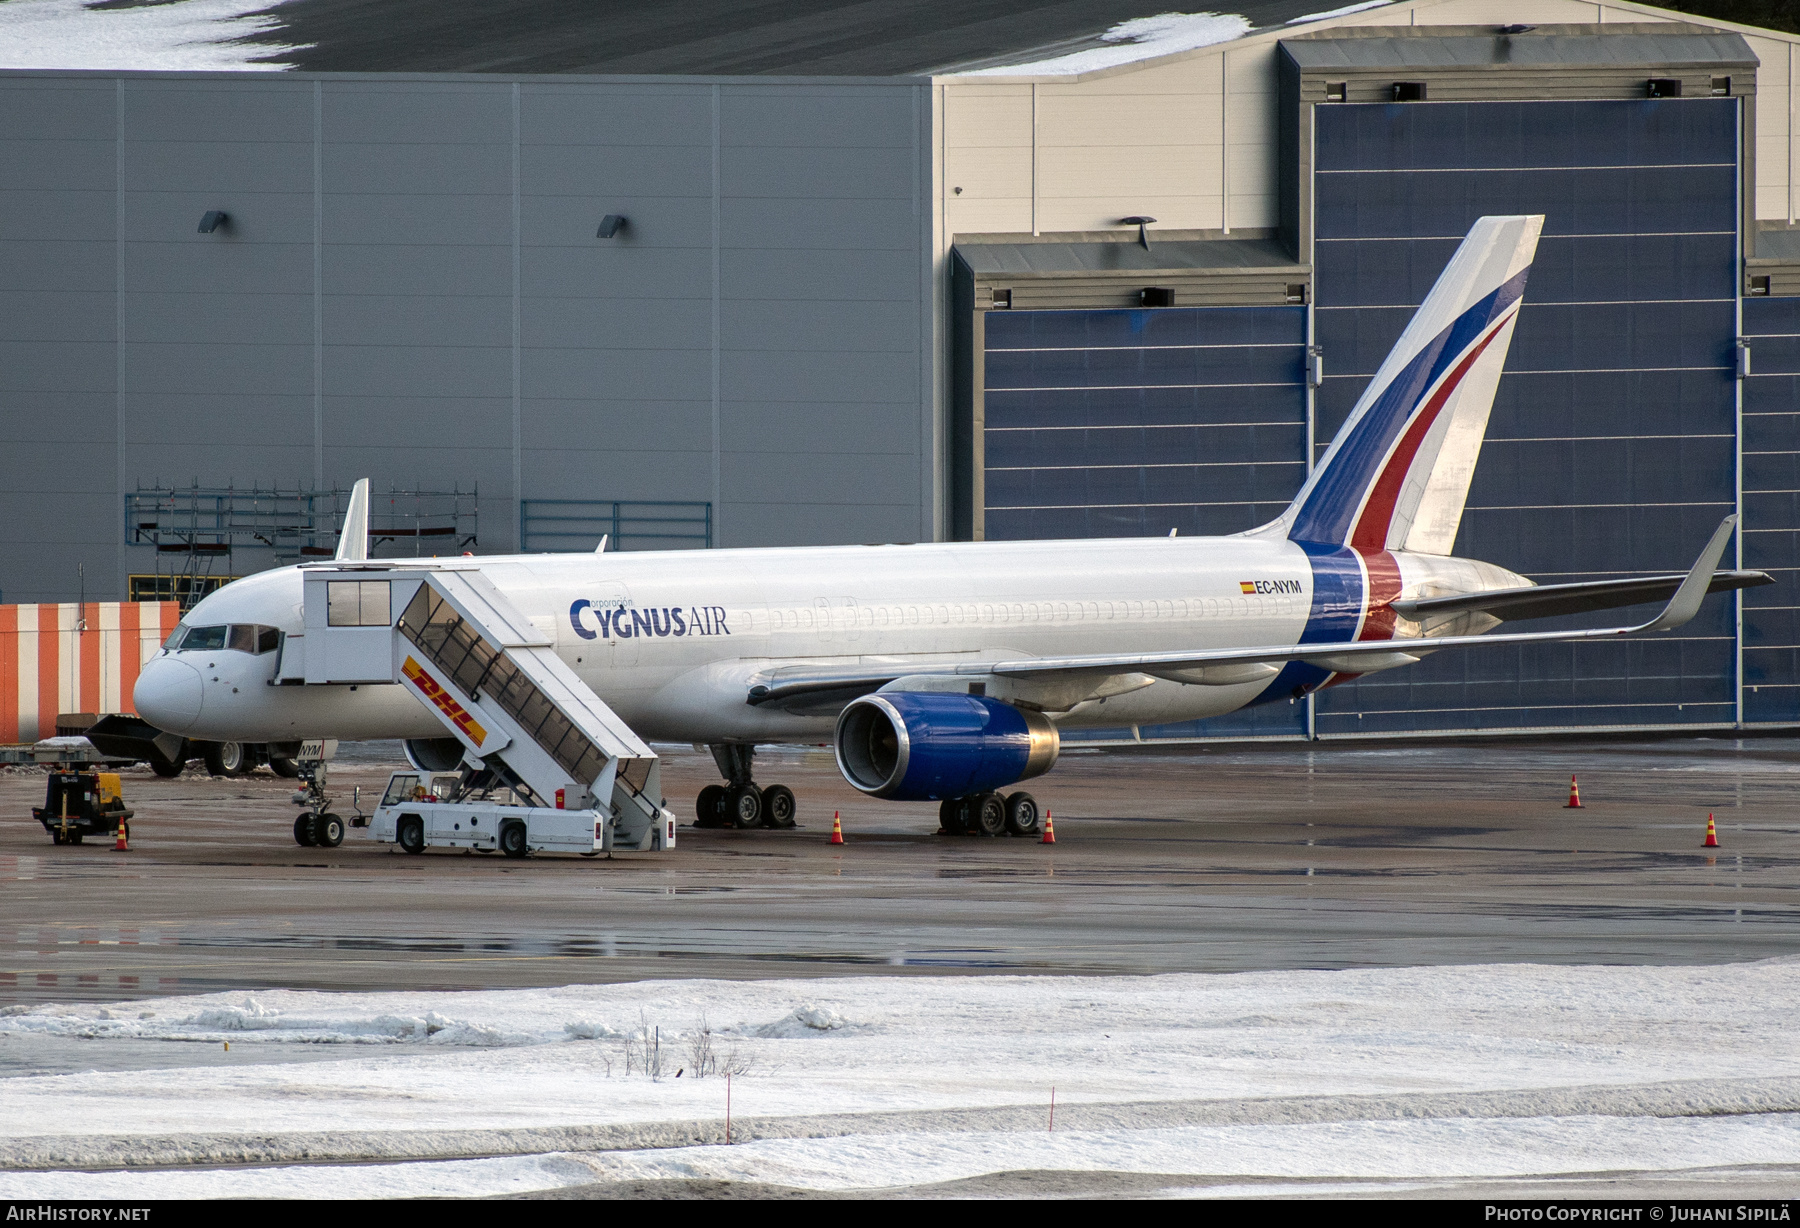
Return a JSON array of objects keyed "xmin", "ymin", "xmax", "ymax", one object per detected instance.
[{"xmin": 1394, "ymin": 570, "xmax": 1772, "ymax": 623}]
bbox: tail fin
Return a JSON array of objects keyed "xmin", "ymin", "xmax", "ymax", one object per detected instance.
[{"xmin": 1271, "ymin": 214, "xmax": 1542, "ymax": 553}]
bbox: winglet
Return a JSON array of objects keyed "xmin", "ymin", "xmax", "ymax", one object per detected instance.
[
  {"xmin": 335, "ymin": 478, "xmax": 370, "ymax": 563},
  {"xmin": 1642, "ymin": 515, "xmax": 1738, "ymax": 633}
]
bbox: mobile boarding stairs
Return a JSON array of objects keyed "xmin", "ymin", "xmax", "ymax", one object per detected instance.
[{"xmin": 281, "ymin": 562, "xmax": 675, "ymax": 854}]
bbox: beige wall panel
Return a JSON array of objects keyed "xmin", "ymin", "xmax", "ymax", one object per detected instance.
[
  {"xmin": 944, "ymin": 144, "xmax": 1032, "ymax": 196},
  {"xmin": 1758, "ymin": 182, "xmax": 1787, "ymax": 220},
  {"xmin": 1043, "ymin": 53, "xmax": 1221, "ymax": 97},
  {"xmin": 1038, "ymin": 144, "xmax": 1212, "ymax": 197},
  {"xmin": 1412, "ymin": 0, "xmax": 1612, "ymax": 22},
  {"xmin": 1348, "ymin": 5, "xmax": 1424, "ymax": 25},
  {"xmin": 946, "ymin": 197, "xmax": 1032, "ymax": 235},
  {"xmin": 1036, "ymin": 193, "xmax": 1221, "ymax": 232},
  {"xmin": 1035, "ymin": 96, "xmax": 1215, "ymax": 147},
  {"xmin": 944, "ymin": 88, "xmax": 1031, "ymax": 149},
  {"xmin": 1596, "ymin": 4, "xmax": 1673, "ymax": 20}
]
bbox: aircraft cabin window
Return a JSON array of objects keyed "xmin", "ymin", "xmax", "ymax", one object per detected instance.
[{"xmin": 180, "ymin": 625, "xmax": 228, "ymax": 652}]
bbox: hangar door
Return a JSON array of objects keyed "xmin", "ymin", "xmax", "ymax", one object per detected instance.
[
  {"xmin": 980, "ymin": 306, "xmax": 1308, "ymax": 542},
  {"xmin": 1310, "ymin": 97, "xmax": 1742, "ymax": 735},
  {"xmin": 1742, "ymin": 295, "xmax": 1800, "ymax": 724}
]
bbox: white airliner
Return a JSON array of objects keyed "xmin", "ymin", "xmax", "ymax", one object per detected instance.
[{"xmin": 130, "ymin": 215, "xmax": 1766, "ymax": 834}]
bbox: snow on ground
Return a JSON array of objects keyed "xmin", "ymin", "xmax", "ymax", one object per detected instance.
[
  {"xmin": 958, "ymin": 12, "xmax": 1252, "ymax": 77},
  {"xmin": 2, "ymin": 962, "xmax": 1798, "ymax": 1195},
  {"xmin": 4, "ymin": 963, "xmax": 1799, "ymax": 1139},
  {"xmin": 4, "ymin": 1115, "xmax": 1799, "ymax": 1199},
  {"xmin": 0, "ymin": 0, "xmax": 303, "ymax": 71}
]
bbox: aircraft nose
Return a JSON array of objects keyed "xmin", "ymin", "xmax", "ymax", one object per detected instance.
[{"xmin": 134, "ymin": 658, "xmax": 204, "ymax": 733}]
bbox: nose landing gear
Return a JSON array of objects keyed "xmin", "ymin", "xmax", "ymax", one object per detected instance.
[{"xmin": 693, "ymin": 745, "xmax": 799, "ymax": 830}]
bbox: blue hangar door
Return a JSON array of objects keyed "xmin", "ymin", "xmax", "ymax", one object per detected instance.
[
  {"xmin": 979, "ymin": 304, "xmax": 1312, "ymax": 739},
  {"xmin": 1311, "ymin": 98, "xmax": 1742, "ymax": 735}
]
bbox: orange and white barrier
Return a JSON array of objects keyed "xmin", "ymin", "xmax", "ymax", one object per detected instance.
[{"xmin": 0, "ymin": 603, "xmax": 181, "ymax": 744}]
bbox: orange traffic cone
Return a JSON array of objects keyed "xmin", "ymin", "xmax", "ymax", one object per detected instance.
[
  {"xmin": 1564, "ymin": 775, "xmax": 1583, "ymax": 809},
  {"xmin": 112, "ymin": 816, "xmax": 129, "ymax": 852},
  {"xmin": 1704, "ymin": 813, "xmax": 1719, "ymax": 848},
  {"xmin": 1040, "ymin": 810, "xmax": 1055, "ymax": 845},
  {"xmin": 829, "ymin": 811, "xmax": 844, "ymax": 845}
]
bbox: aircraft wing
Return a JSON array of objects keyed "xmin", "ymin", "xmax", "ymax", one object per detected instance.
[
  {"xmin": 745, "ymin": 516, "xmax": 1741, "ymax": 706},
  {"xmin": 1393, "ymin": 569, "xmax": 1770, "ymax": 623}
]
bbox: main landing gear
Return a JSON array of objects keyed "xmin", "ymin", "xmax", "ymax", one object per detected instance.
[
  {"xmin": 939, "ymin": 791, "xmax": 1040, "ymax": 838},
  {"xmin": 694, "ymin": 744, "xmax": 798, "ymax": 830}
]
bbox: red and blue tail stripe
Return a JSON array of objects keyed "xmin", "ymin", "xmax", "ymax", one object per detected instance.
[{"xmin": 1287, "ymin": 267, "xmax": 1529, "ymax": 549}]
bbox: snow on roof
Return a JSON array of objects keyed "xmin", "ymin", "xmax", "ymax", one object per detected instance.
[
  {"xmin": 0, "ymin": 0, "xmax": 302, "ymax": 72},
  {"xmin": 1287, "ymin": 1, "xmax": 1393, "ymax": 24},
  {"xmin": 953, "ymin": 11, "xmax": 1253, "ymax": 77}
]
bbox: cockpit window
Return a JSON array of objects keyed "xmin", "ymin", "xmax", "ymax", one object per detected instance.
[
  {"xmin": 180, "ymin": 625, "xmax": 228, "ymax": 652},
  {"xmin": 177, "ymin": 624, "xmax": 279, "ymax": 654},
  {"xmin": 163, "ymin": 624, "xmax": 187, "ymax": 651}
]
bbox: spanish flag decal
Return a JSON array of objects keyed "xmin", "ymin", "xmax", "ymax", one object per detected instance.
[
  {"xmin": 1239, "ymin": 581, "xmax": 1256, "ymax": 594},
  {"xmin": 402, "ymin": 656, "xmax": 487, "ymax": 745}
]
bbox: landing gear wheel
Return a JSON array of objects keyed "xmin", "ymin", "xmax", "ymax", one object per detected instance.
[
  {"xmin": 1004, "ymin": 791, "xmax": 1040, "ymax": 836},
  {"xmin": 269, "ymin": 755, "xmax": 301, "ymax": 779},
  {"xmin": 726, "ymin": 784, "xmax": 764, "ymax": 829},
  {"xmin": 972, "ymin": 792, "xmax": 1007, "ymax": 837},
  {"xmin": 397, "ymin": 816, "xmax": 425, "ymax": 855},
  {"xmin": 148, "ymin": 741, "xmax": 186, "ymax": 778},
  {"xmin": 499, "ymin": 821, "xmax": 528, "ymax": 859},
  {"xmin": 762, "ymin": 784, "xmax": 797, "ymax": 828},
  {"xmin": 938, "ymin": 797, "xmax": 968, "ymax": 836},
  {"xmin": 293, "ymin": 813, "xmax": 318, "ymax": 847},
  {"xmin": 203, "ymin": 741, "xmax": 249, "ymax": 778},
  {"xmin": 315, "ymin": 813, "xmax": 345, "ymax": 848},
  {"xmin": 695, "ymin": 784, "xmax": 726, "ymax": 829}
]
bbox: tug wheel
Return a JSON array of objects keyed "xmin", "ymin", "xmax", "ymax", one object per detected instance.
[
  {"xmin": 499, "ymin": 821, "xmax": 529, "ymax": 859},
  {"xmin": 203, "ymin": 741, "xmax": 250, "ymax": 778},
  {"xmin": 397, "ymin": 816, "xmax": 426, "ymax": 855}
]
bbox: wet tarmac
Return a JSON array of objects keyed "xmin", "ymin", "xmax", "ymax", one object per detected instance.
[{"xmin": 2, "ymin": 737, "xmax": 1797, "ymax": 1005}]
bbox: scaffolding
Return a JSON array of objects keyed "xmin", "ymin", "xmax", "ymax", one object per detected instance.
[{"xmin": 125, "ymin": 483, "xmax": 479, "ymax": 610}]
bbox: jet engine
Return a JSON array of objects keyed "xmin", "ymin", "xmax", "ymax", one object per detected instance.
[
  {"xmin": 833, "ymin": 691, "xmax": 1059, "ymax": 801},
  {"xmin": 404, "ymin": 737, "xmax": 466, "ymax": 773}
]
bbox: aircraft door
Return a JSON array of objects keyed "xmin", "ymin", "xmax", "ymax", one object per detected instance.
[{"xmin": 568, "ymin": 582, "xmax": 639, "ymax": 673}]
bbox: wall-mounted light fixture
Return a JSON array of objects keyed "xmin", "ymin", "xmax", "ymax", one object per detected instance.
[
  {"xmin": 197, "ymin": 210, "xmax": 229, "ymax": 234},
  {"xmin": 596, "ymin": 214, "xmax": 628, "ymax": 239},
  {"xmin": 1119, "ymin": 215, "xmax": 1156, "ymax": 251}
]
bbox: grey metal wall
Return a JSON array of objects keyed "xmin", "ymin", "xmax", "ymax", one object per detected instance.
[{"xmin": 0, "ymin": 71, "xmax": 934, "ymax": 603}]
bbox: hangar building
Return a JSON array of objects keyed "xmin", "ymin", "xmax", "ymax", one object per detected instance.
[{"xmin": 5, "ymin": 0, "xmax": 1800, "ymax": 741}]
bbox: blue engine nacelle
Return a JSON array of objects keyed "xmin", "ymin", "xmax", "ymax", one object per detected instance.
[{"xmin": 834, "ymin": 691, "xmax": 1060, "ymax": 801}]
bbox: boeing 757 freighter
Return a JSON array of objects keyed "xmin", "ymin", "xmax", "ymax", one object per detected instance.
[{"xmin": 129, "ymin": 215, "xmax": 1769, "ymax": 836}]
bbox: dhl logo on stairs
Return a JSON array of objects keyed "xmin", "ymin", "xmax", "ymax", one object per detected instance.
[{"xmin": 401, "ymin": 656, "xmax": 487, "ymax": 746}]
